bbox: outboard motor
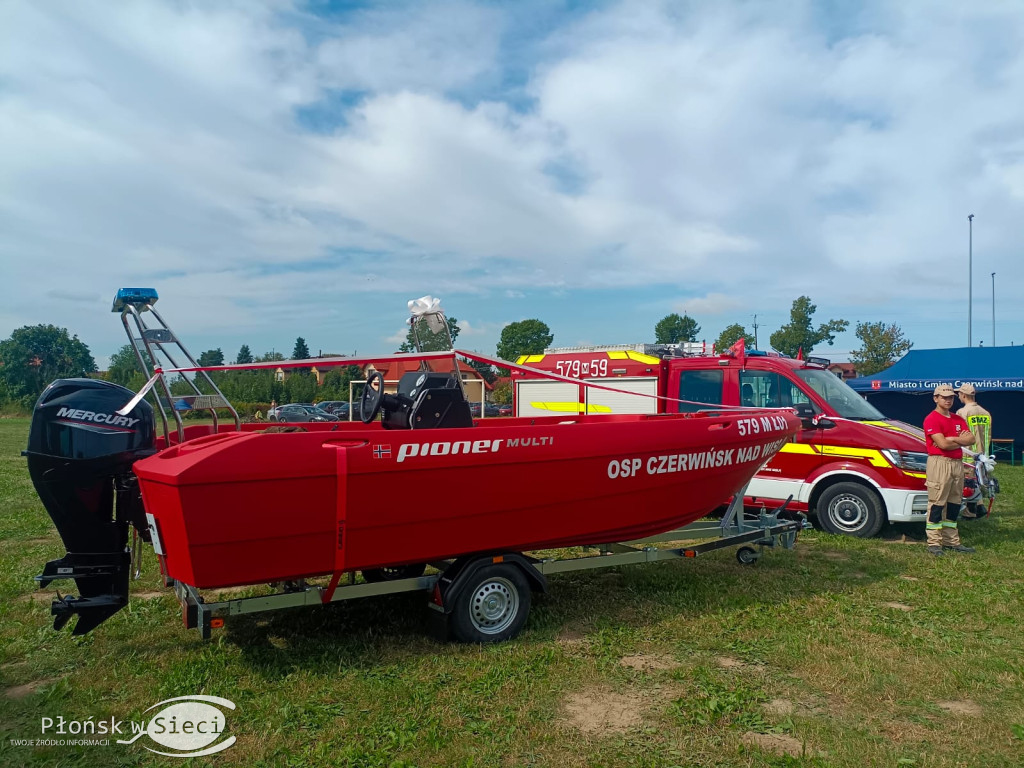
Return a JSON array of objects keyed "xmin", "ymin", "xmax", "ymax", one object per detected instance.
[{"xmin": 25, "ymin": 378, "xmax": 156, "ymax": 634}]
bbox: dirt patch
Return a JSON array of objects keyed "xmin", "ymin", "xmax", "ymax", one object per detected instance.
[
  {"xmin": 846, "ymin": 571, "xmax": 869, "ymax": 579},
  {"xmin": 899, "ymin": 575, "xmax": 919, "ymax": 581},
  {"xmin": 620, "ymin": 654, "xmax": 681, "ymax": 671},
  {"xmin": 740, "ymin": 732, "xmax": 805, "ymax": 757},
  {"xmin": 15, "ymin": 592, "xmax": 50, "ymax": 604},
  {"xmin": 762, "ymin": 698, "xmax": 795, "ymax": 716},
  {"xmin": 882, "ymin": 602, "xmax": 914, "ymax": 612},
  {"xmin": 715, "ymin": 656, "xmax": 765, "ymax": 672},
  {"xmin": 5, "ymin": 679, "xmax": 57, "ymax": 699},
  {"xmin": 822, "ymin": 552, "xmax": 850, "ymax": 561},
  {"xmin": 879, "ymin": 720, "xmax": 931, "ymax": 744},
  {"xmin": 882, "ymin": 535, "xmax": 918, "ymax": 544},
  {"xmin": 716, "ymin": 656, "xmax": 746, "ymax": 669},
  {"xmin": 563, "ymin": 689, "xmax": 645, "ymax": 734},
  {"xmin": 556, "ymin": 629, "xmax": 587, "ymax": 646},
  {"xmin": 132, "ymin": 591, "xmax": 167, "ymax": 600},
  {"xmin": 937, "ymin": 700, "xmax": 982, "ymax": 716}
]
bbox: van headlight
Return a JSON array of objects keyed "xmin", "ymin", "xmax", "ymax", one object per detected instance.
[{"xmin": 881, "ymin": 449, "xmax": 929, "ymax": 473}]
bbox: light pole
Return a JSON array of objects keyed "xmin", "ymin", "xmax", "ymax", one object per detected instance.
[
  {"xmin": 967, "ymin": 214, "xmax": 974, "ymax": 347},
  {"xmin": 992, "ymin": 272, "xmax": 996, "ymax": 347}
]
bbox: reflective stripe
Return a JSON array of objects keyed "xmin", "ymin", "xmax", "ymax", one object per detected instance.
[
  {"xmin": 926, "ymin": 523, "xmax": 942, "ymax": 530},
  {"xmin": 607, "ymin": 351, "xmax": 628, "ymax": 359},
  {"xmin": 942, "ymin": 521, "xmax": 958, "ymax": 528},
  {"xmin": 527, "ymin": 401, "xmax": 612, "ymax": 414},
  {"xmin": 780, "ymin": 443, "xmax": 817, "ymax": 455},
  {"xmin": 778, "ymin": 442, "xmax": 890, "ymax": 467},
  {"xmin": 626, "ymin": 351, "xmax": 662, "ymax": 364}
]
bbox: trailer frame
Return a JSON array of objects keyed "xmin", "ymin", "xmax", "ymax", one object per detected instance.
[{"xmin": 170, "ymin": 490, "xmax": 804, "ymax": 640}]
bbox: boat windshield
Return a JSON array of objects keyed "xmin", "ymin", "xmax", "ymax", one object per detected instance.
[
  {"xmin": 794, "ymin": 368, "xmax": 886, "ymax": 420},
  {"xmin": 411, "ymin": 311, "xmax": 455, "ymax": 353}
]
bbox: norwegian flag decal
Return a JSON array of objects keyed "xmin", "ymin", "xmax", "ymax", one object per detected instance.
[{"xmin": 372, "ymin": 444, "xmax": 392, "ymax": 459}]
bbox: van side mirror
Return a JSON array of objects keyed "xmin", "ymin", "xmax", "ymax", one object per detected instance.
[
  {"xmin": 793, "ymin": 403, "xmax": 817, "ymax": 430},
  {"xmin": 793, "ymin": 403, "xmax": 835, "ymax": 430},
  {"xmin": 793, "ymin": 403, "xmax": 814, "ymax": 419}
]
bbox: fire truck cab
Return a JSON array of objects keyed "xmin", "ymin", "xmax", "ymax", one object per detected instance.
[{"xmin": 513, "ymin": 346, "xmax": 929, "ymax": 537}]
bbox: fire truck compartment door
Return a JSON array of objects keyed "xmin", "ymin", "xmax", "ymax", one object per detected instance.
[
  {"xmin": 585, "ymin": 377, "xmax": 659, "ymax": 415},
  {"xmin": 515, "ymin": 380, "xmax": 583, "ymax": 416}
]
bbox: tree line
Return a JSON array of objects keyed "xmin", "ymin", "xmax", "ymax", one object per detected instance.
[
  {"xmin": 651, "ymin": 296, "xmax": 911, "ymax": 376},
  {"xmin": 0, "ymin": 297, "xmax": 910, "ymax": 413}
]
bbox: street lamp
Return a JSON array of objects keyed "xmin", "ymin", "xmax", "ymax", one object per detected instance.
[
  {"xmin": 992, "ymin": 272, "xmax": 996, "ymax": 347},
  {"xmin": 968, "ymin": 214, "xmax": 974, "ymax": 347}
]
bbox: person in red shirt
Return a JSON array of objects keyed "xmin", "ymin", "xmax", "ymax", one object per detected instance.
[{"xmin": 923, "ymin": 385, "xmax": 975, "ymax": 556}]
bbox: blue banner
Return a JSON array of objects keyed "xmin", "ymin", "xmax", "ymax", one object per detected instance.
[{"xmin": 851, "ymin": 378, "xmax": 1024, "ymax": 392}]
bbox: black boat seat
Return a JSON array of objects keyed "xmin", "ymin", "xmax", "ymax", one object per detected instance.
[{"xmin": 381, "ymin": 371, "xmax": 473, "ymax": 430}]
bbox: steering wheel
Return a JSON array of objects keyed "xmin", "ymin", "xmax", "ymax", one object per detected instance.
[{"xmin": 360, "ymin": 371, "xmax": 385, "ymax": 424}]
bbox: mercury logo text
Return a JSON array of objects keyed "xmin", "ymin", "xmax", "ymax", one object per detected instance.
[{"xmin": 56, "ymin": 407, "xmax": 140, "ymax": 429}]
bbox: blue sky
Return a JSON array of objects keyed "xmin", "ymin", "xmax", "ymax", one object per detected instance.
[{"xmin": 1, "ymin": 0, "xmax": 1022, "ymax": 368}]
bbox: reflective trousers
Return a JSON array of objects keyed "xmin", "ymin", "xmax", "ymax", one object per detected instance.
[{"xmin": 927, "ymin": 503, "xmax": 961, "ymax": 548}]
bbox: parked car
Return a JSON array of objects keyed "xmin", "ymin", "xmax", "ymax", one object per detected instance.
[
  {"xmin": 468, "ymin": 402, "xmax": 502, "ymax": 418},
  {"xmin": 274, "ymin": 404, "xmax": 339, "ymax": 423},
  {"xmin": 497, "ymin": 404, "xmax": 513, "ymax": 417},
  {"xmin": 316, "ymin": 401, "xmax": 351, "ymax": 419},
  {"xmin": 269, "ymin": 403, "xmax": 313, "ymax": 421}
]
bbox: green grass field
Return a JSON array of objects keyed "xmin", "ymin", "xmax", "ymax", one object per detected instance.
[{"xmin": 1, "ymin": 416, "xmax": 1022, "ymax": 767}]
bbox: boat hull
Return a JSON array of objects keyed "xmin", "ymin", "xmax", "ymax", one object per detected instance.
[{"xmin": 133, "ymin": 411, "xmax": 799, "ymax": 588}]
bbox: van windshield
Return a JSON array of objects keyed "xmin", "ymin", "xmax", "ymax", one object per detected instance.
[{"xmin": 794, "ymin": 368, "xmax": 886, "ymax": 420}]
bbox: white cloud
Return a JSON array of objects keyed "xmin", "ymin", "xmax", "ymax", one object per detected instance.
[
  {"xmin": 2, "ymin": 0, "xmax": 1023, "ymax": 361},
  {"xmin": 675, "ymin": 293, "xmax": 743, "ymax": 316}
]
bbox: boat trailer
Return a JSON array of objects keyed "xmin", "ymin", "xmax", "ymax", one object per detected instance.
[{"xmin": 172, "ymin": 489, "xmax": 804, "ymax": 642}]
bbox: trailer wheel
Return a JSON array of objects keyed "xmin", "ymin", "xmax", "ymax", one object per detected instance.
[
  {"xmin": 817, "ymin": 482, "xmax": 884, "ymax": 538},
  {"xmin": 450, "ymin": 564, "xmax": 530, "ymax": 643},
  {"xmin": 362, "ymin": 563, "xmax": 427, "ymax": 583},
  {"xmin": 736, "ymin": 546, "xmax": 759, "ymax": 565}
]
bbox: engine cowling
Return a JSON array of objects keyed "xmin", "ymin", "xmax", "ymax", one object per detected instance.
[{"xmin": 25, "ymin": 378, "xmax": 156, "ymax": 634}]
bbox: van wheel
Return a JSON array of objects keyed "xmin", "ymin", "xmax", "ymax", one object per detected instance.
[{"xmin": 817, "ymin": 483, "xmax": 884, "ymax": 538}]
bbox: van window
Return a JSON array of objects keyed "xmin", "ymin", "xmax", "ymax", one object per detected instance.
[
  {"xmin": 740, "ymin": 371, "xmax": 815, "ymax": 410},
  {"xmin": 795, "ymin": 368, "xmax": 885, "ymax": 420},
  {"xmin": 678, "ymin": 370, "xmax": 723, "ymax": 412}
]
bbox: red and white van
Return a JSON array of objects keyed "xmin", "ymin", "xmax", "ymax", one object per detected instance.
[{"xmin": 512, "ymin": 346, "xmax": 930, "ymax": 537}]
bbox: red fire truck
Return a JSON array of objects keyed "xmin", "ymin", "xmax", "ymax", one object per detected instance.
[{"xmin": 512, "ymin": 345, "xmax": 931, "ymax": 537}]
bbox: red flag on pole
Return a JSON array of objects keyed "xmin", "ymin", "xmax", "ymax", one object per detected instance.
[
  {"xmin": 730, "ymin": 338, "xmax": 746, "ymax": 368},
  {"xmin": 796, "ymin": 346, "xmax": 804, "ymax": 361}
]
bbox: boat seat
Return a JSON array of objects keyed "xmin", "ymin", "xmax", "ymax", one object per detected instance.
[{"xmin": 381, "ymin": 371, "xmax": 473, "ymax": 430}]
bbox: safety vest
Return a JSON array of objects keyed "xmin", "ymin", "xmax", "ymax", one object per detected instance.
[{"xmin": 965, "ymin": 412, "xmax": 991, "ymax": 456}]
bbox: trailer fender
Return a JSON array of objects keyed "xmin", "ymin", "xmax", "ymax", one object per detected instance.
[{"xmin": 432, "ymin": 553, "xmax": 547, "ymax": 616}]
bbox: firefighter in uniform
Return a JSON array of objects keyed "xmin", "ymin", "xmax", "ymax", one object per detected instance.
[
  {"xmin": 955, "ymin": 383, "xmax": 992, "ymax": 519},
  {"xmin": 923, "ymin": 385, "xmax": 975, "ymax": 556},
  {"xmin": 956, "ymin": 383, "xmax": 992, "ymax": 453}
]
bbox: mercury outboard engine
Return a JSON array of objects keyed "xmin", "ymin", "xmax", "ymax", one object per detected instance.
[{"xmin": 25, "ymin": 378, "xmax": 156, "ymax": 634}]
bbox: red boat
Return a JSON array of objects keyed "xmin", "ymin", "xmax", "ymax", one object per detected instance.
[
  {"xmin": 134, "ymin": 410, "xmax": 796, "ymax": 591},
  {"xmin": 26, "ymin": 290, "xmax": 800, "ymax": 640}
]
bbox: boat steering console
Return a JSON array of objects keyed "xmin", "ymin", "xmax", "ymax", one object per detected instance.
[{"xmin": 361, "ymin": 370, "xmax": 474, "ymax": 430}]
